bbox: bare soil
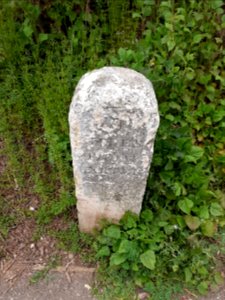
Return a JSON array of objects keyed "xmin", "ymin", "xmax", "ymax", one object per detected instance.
[{"xmin": 0, "ymin": 218, "xmax": 96, "ymax": 300}]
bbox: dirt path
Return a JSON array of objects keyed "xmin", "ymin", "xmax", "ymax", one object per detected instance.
[{"xmin": 0, "ymin": 260, "xmax": 96, "ymax": 300}]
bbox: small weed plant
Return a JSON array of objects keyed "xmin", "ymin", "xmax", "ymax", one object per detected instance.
[{"xmin": 0, "ymin": 0, "xmax": 225, "ymax": 299}]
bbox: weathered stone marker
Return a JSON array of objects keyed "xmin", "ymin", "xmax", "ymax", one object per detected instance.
[{"xmin": 69, "ymin": 67, "xmax": 159, "ymax": 232}]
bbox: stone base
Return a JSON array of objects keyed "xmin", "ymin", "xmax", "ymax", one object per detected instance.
[{"xmin": 77, "ymin": 198, "xmax": 140, "ymax": 233}]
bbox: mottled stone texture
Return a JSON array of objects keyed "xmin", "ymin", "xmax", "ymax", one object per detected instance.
[{"xmin": 69, "ymin": 67, "xmax": 159, "ymax": 232}]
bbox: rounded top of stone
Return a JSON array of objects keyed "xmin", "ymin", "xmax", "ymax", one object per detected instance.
[
  {"xmin": 71, "ymin": 66, "xmax": 158, "ymax": 115},
  {"xmin": 78, "ymin": 66, "xmax": 152, "ymax": 91}
]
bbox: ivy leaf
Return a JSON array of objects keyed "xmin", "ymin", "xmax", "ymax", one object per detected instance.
[
  {"xmin": 110, "ymin": 253, "xmax": 127, "ymax": 266},
  {"xmin": 178, "ymin": 198, "xmax": 194, "ymax": 214},
  {"xmin": 140, "ymin": 250, "xmax": 156, "ymax": 270},
  {"xmin": 201, "ymin": 221, "xmax": 217, "ymax": 237},
  {"xmin": 184, "ymin": 216, "xmax": 201, "ymax": 231},
  {"xmin": 210, "ymin": 203, "xmax": 224, "ymax": 217}
]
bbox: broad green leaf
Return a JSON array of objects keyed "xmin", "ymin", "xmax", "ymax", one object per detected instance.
[
  {"xmin": 121, "ymin": 212, "xmax": 138, "ymax": 229},
  {"xmin": 110, "ymin": 253, "xmax": 127, "ymax": 266},
  {"xmin": 141, "ymin": 209, "xmax": 153, "ymax": 222},
  {"xmin": 173, "ymin": 182, "xmax": 182, "ymax": 196},
  {"xmin": 118, "ymin": 239, "xmax": 132, "ymax": 254},
  {"xmin": 23, "ymin": 24, "xmax": 33, "ymax": 38},
  {"xmin": 216, "ymin": 190, "xmax": 225, "ymax": 208},
  {"xmin": 213, "ymin": 111, "xmax": 225, "ymax": 122},
  {"xmin": 186, "ymin": 71, "xmax": 195, "ymax": 80},
  {"xmin": 198, "ymin": 266, "xmax": 208, "ymax": 276},
  {"xmin": 184, "ymin": 146, "xmax": 204, "ymax": 163},
  {"xmin": 164, "ymin": 225, "xmax": 175, "ymax": 235},
  {"xmin": 210, "ymin": 0, "xmax": 223, "ymax": 9},
  {"xmin": 178, "ymin": 198, "xmax": 194, "ymax": 214},
  {"xmin": 132, "ymin": 263, "xmax": 139, "ymax": 271},
  {"xmin": 165, "ymin": 22, "xmax": 173, "ymax": 31},
  {"xmin": 201, "ymin": 221, "xmax": 217, "ymax": 237},
  {"xmin": 140, "ymin": 250, "xmax": 156, "ymax": 270},
  {"xmin": 210, "ymin": 203, "xmax": 224, "ymax": 217},
  {"xmin": 118, "ymin": 48, "xmax": 126, "ymax": 60},
  {"xmin": 198, "ymin": 206, "xmax": 209, "ymax": 219},
  {"xmin": 39, "ymin": 33, "xmax": 49, "ymax": 42},
  {"xmin": 193, "ymin": 34, "xmax": 204, "ymax": 44},
  {"xmin": 197, "ymin": 281, "xmax": 208, "ymax": 295},
  {"xmin": 167, "ymin": 39, "xmax": 176, "ymax": 51},
  {"xmin": 104, "ymin": 225, "xmax": 121, "ymax": 239},
  {"xmin": 184, "ymin": 268, "xmax": 192, "ymax": 282},
  {"xmin": 184, "ymin": 216, "xmax": 201, "ymax": 231},
  {"xmin": 96, "ymin": 246, "xmax": 110, "ymax": 258},
  {"xmin": 165, "ymin": 114, "xmax": 175, "ymax": 121},
  {"xmin": 176, "ymin": 215, "xmax": 186, "ymax": 229},
  {"xmin": 132, "ymin": 12, "xmax": 141, "ymax": 18},
  {"xmin": 214, "ymin": 272, "xmax": 224, "ymax": 285}
]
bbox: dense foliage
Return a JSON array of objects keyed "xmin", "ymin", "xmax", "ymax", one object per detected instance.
[{"xmin": 0, "ymin": 0, "xmax": 225, "ymax": 298}]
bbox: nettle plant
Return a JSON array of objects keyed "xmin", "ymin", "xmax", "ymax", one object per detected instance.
[{"xmin": 96, "ymin": 0, "xmax": 225, "ymax": 296}]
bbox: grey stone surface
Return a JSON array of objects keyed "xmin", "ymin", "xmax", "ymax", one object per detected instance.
[{"xmin": 69, "ymin": 67, "xmax": 159, "ymax": 232}]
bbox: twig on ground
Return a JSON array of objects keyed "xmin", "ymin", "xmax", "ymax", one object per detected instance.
[{"xmin": 184, "ymin": 288, "xmax": 198, "ymax": 298}]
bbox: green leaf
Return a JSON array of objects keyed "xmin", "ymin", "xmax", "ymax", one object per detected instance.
[
  {"xmin": 184, "ymin": 268, "xmax": 192, "ymax": 282},
  {"xmin": 96, "ymin": 246, "xmax": 110, "ymax": 258},
  {"xmin": 213, "ymin": 111, "xmax": 225, "ymax": 122},
  {"xmin": 103, "ymin": 225, "xmax": 121, "ymax": 239},
  {"xmin": 118, "ymin": 48, "xmax": 126, "ymax": 60},
  {"xmin": 197, "ymin": 281, "xmax": 208, "ymax": 295},
  {"xmin": 210, "ymin": 203, "xmax": 224, "ymax": 217},
  {"xmin": 186, "ymin": 70, "xmax": 195, "ymax": 80},
  {"xmin": 39, "ymin": 33, "xmax": 49, "ymax": 42},
  {"xmin": 167, "ymin": 39, "xmax": 176, "ymax": 51},
  {"xmin": 198, "ymin": 206, "xmax": 209, "ymax": 219},
  {"xmin": 176, "ymin": 215, "xmax": 186, "ymax": 229},
  {"xmin": 120, "ymin": 212, "xmax": 138, "ymax": 229},
  {"xmin": 110, "ymin": 253, "xmax": 127, "ymax": 266},
  {"xmin": 132, "ymin": 12, "xmax": 141, "ymax": 18},
  {"xmin": 140, "ymin": 250, "xmax": 156, "ymax": 270},
  {"xmin": 214, "ymin": 272, "xmax": 224, "ymax": 285},
  {"xmin": 210, "ymin": 0, "xmax": 223, "ymax": 9},
  {"xmin": 118, "ymin": 239, "xmax": 132, "ymax": 254},
  {"xmin": 193, "ymin": 34, "xmax": 204, "ymax": 44},
  {"xmin": 184, "ymin": 216, "xmax": 201, "ymax": 231},
  {"xmin": 178, "ymin": 198, "xmax": 194, "ymax": 214},
  {"xmin": 184, "ymin": 146, "xmax": 204, "ymax": 163},
  {"xmin": 201, "ymin": 221, "xmax": 217, "ymax": 237},
  {"xmin": 198, "ymin": 266, "xmax": 208, "ymax": 276},
  {"xmin": 23, "ymin": 24, "xmax": 33, "ymax": 38},
  {"xmin": 173, "ymin": 182, "xmax": 182, "ymax": 196},
  {"xmin": 165, "ymin": 114, "xmax": 175, "ymax": 121},
  {"xmin": 141, "ymin": 209, "xmax": 153, "ymax": 222}
]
